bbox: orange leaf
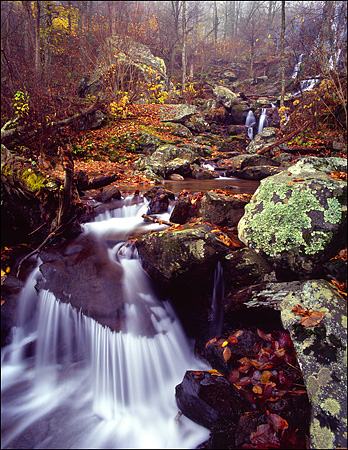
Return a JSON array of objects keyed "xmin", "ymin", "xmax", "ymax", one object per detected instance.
[
  {"xmin": 223, "ymin": 346, "xmax": 231, "ymax": 362},
  {"xmin": 205, "ymin": 337, "xmax": 218, "ymax": 348},
  {"xmin": 252, "ymin": 385, "xmax": 263, "ymax": 394},
  {"xmin": 301, "ymin": 310, "xmax": 325, "ymax": 327},
  {"xmin": 261, "ymin": 371, "xmax": 273, "ymax": 384},
  {"xmin": 257, "ymin": 328, "xmax": 273, "ymax": 342}
]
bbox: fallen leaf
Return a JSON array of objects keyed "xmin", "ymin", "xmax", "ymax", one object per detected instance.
[
  {"xmin": 205, "ymin": 337, "xmax": 218, "ymax": 348},
  {"xmin": 223, "ymin": 346, "xmax": 231, "ymax": 362},
  {"xmin": 208, "ymin": 369, "xmax": 224, "ymax": 376},
  {"xmin": 268, "ymin": 413, "xmax": 289, "ymax": 431},
  {"xmin": 261, "ymin": 371, "xmax": 273, "ymax": 384},
  {"xmin": 300, "ymin": 310, "xmax": 325, "ymax": 327},
  {"xmin": 257, "ymin": 328, "xmax": 273, "ymax": 342},
  {"xmin": 252, "ymin": 385, "xmax": 263, "ymax": 394},
  {"xmin": 222, "ymin": 341, "xmax": 229, "ymax": 347}
]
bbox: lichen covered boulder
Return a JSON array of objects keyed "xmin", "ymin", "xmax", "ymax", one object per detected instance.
[
  {"xmin": 279, "ymin": 279, "xmax": 347, "ymax": 450},
  {"xmin": 238, "ymin": 157, "xmax": 347, "ymax": 277}
]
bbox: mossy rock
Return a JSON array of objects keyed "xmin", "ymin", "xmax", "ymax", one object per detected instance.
[{"xmin": 238, "ymin": 157, "xmax": 347, "ymax": 277}]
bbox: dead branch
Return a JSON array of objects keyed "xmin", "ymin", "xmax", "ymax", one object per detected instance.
[
  {"xmin": 257, "ymin": 120, "xmax": 311, "ymax": 155},
  {"xmin": 142, "ymin": 214, "xmax": 176, "ymax": 227}
]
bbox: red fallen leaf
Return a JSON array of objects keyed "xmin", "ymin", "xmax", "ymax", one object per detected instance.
[
  {"xmin": 228, "ymin": 368, "xmax": 240, "ymax": 384},
  {"xmin": 238, "ymin": 357, "xmax": 253, "ymax": 373},
  {"xmin": 228, "ymin": 329, "xmax": 243, "ymax": 343},
  {"xmin": 268, "ymin": 413, "xmax": 289, "ymax": 431},
  {"xmin": 257, "ymin": 328, "xmax": 274, "ymax": 342},
  {"xmin": 236, "ymin": 376, "xmax": 252, "ymax": 386},
  {"xmin": 263, "ymin": 382, "xmax": 277, "ymax": 400},
  {"xmin": 249, "ymin": 423, "xmax": 280, "ymax": 447}
]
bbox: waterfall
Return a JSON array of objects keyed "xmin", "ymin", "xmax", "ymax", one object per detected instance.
[
  {"xmin": 291, "ymin": 53, "xmax": 304, "ymax": 79},
  {"xmin": 209, "ymin": 261, "xmax": 224, "ymax": 337},
  {"xmin": 257, "ymin": 108, "xmax": 268, "ymax": 136},
  {"xmin": 245, "ymin": 110, "xmax": 256, "ymax": 140},
  {"xmin": 1, "ymin": 200, "xmax": 210, "ymax": 449}
]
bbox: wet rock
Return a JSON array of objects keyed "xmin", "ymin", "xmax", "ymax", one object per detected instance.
[
  {"xmin": 246, "ymin": 127, "xmax": 282, "ymax": 155},
  {"xmin": 191, "ymin": 164, "xmax": 219, "ymax": 180},
  {"xmin": 184, "ymin": 115, "xmax": 210, "ymax": 133},
  {"xmin": 227, "ymin": 124, "xmax": 248, "ymax": 136},
  {"xmin": 94, "ymin": 185, "xmax": 121, "ymax": 203},
  {"xmin": 197, "ymin": 190, "xmax": 249, "ymax": 227},
  {"xmin": 234, "ymin": 165, "xmax": 284, "ymax": 180},
  {"xmin": 165, "ymin": 122, "xmax": 193, "ymax": 138},
  {"xmin": 222, "ymin": 248, "xmax": 273, "ymax": 290},
  {"xmin": 238, "ymin": 157, "xmax": 347, "ymax": 278},
  {"xmin": 169, "ymin": 196, "xmax": 197, "ymax": 224},
  {"xmin": 135, "ymin": 222, "xmax": 230, "ymax": 282},
  {"xmin": 240, "ymin": 154, "xmax": 280, "ymax": 169},
  {"xmin": 145, "ymin": 186, "xmax": 175, "ymax": 215},
  {"xmin": 175, "ymin": 370, "xmax": 249, "ymax": 430}
]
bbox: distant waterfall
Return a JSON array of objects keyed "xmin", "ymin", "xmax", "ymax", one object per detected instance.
[
  {"xmin": 257, "ymin": 108, "xmax": 268, "ymax": 136},
  {"xmin": 209, "ymin": 262, "xmax": 224, "ymax": 337},
  {"xmin": 245, "ymin": 110, "xmax": 256, "ymax": 140},
  {"xmin": 291, "ymin": 53, "xmax": 304, "ymax": 79}
]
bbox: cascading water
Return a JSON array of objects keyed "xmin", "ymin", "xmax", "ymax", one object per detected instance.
[
  {"xmin": 291, "ymin": 53, "xmax": 304, "ymax": 79},
  {"xmin": 245, "ymin": 110, "xmax": 256, "ymax": 140},
  {"xmin": 209, "ymin": 261, "xmax": 224, "ymax": 337},
  {"xmin": 257, "ymin": 108, "xmax": 268, "ymax": 136},
  {"xmin": 1, "ymin": 196, "xmax": 210, "ymax": 449}
]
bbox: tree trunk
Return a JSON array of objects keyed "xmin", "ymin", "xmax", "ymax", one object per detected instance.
[
  {"xmin": 280, "ymin": 0, "xmax": 286, "ymax": 109},
  {"xmin": 181, "ymin": 0, "xmax": 187, "ymax": 92}
]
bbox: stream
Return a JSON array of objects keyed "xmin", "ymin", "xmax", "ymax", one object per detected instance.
[{"xmin": 1, "ymin": 177, "xmax": 259, "ymax": 449}]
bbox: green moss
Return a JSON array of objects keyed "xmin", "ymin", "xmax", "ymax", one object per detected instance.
[{"xmin": 21, "ymin": 169, "xmax": 47, "ymax": 192}]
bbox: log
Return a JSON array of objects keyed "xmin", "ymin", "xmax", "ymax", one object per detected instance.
[
  {"xmin": 141, "ymin": 214, "xmax": 176, "ymax": 227},
  {"xmin": 257, "ymin": 120, "xmax": 311, "ymax": 155},
  {"xmin": 1, "ymin": 96, "xmax": 101, "ymax": 147}
]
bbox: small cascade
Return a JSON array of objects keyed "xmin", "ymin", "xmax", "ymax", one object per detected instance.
[
  {"xmin": 209, "ymin": 261, "xmax": 225, "ymax": 337},
  {"xmin": 257, "ymin": 108, "xmax": 268, "ymax": 136},
  {"xmin": 245, "ymin": 110, "xmax": 256, "ymax": 140},
  {"xmin": 1, "ymin": 198, "xmax": 210, "ymax": 449},
  {"xmin": 291, "ymin": 53, "xmax": 304, "ymax": 79}
]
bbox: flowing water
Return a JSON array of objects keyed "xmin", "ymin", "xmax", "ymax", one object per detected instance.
[
  {"xmin": 1, "ymin": 178, "xmax": 259, "ymax": 449},
  {"xmin": 257, "ymin": 108, "xmax": 268, "ymax": 136},
  {"xmin": 245, "ymin": 110, "xmax": 256, "ymax": 141}
]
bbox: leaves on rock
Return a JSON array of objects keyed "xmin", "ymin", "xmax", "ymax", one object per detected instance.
[{"xmin": 292, "ymin": 304, "xmax": 325, "ymax": 327}]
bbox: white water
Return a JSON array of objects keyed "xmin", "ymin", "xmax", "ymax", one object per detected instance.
[
  {"xmin": 245, "ymin": 110, "xmax": 256, "ymax": 140},
  {"xmin": 291, "ymin": 53, "xmax": 304, "ymax": 79},
  {"xmin": 257, "ymin": 108, "xmax": 268, "ymax": 136},
  {"xmin": 1, "ymin": 196, "xmax": 210, "ymax": 449}
]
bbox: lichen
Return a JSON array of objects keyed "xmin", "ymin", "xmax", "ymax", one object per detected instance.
[
  {"xmin": 321, "ymin": 398, "xmax": 341, "ymax": 417},
  {"xmin": 311, "ymin": 417, "xmax": 336, "ymax": 449},
  {"xmin": 20, "ymin": 168, "xmax": 47, "ymax": 192},
  {"xmin": 239, "ymin": 177, "xmax": 344, "ymax": 257}
]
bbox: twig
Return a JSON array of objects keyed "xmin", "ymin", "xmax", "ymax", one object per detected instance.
[{"xmin": 142, "ymin": 214, "xmax": 176, "ymax": 227}]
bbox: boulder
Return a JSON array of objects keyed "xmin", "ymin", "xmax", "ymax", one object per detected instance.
[
  {"xmin": 246, "ymin": 127, "xmax": 282, "ymax": 155},
  {"xmin": 213, "ymin": 85, "xmax": 239, "ymax": 109},
  {"xmin": 165, "ymin": 123, "xmax": 193, "ymax": 138},
  {"xmin": 135, "ymin": 222, "xmax": 230, "ymax": 282},
  {"xmin": 77, "ymin": 35, "xmax": 170, "ymax": 99},
  {"xmin": 134, "ymin": 144, "xmax": 199, "ymax": 179},
  {"xmin": 145, "ymin": 186, "xmax": 175, "ymax": 215},
  {"xmin": 235, "ymin": 165, "xmax": 284, "ymax": 181},
  {"xmin": 94, "ymin": 185, "xmax": 121, "ymax": 203},
  {"xmin": 238, "ymin": 157, "xmax": 347, "ymax": 278},
  {"xmin": 278, "ymin": 280, "xmax": 347, "ymax": 450},
  {"xmin": 191, "ymin": 164, "xmax": 219, "ymax": 180},
  {"xmin": 184, "ymin": 115, "xmax": 210, "ymax": 133},
  {"xmin": 197, "ymin": 190, "xmax": 249, "ymax": 227},
  {"xmin": 175, "ymin": 370, "xmax": 248, "ymax": 430},
  {"xmin": 230, "ymin": 104, "xmax": 246, "ymax": 125},
  {"xmin": 157, "ymin": 104, "xmax": 197, "ymax": 123}
]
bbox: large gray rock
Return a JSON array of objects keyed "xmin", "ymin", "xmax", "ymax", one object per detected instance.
[
  {"xmin": 238, "ymin": 157, "xmax": 347, "ymax": 277},
  {"xmin": 77, "ymin": 35, "xmax": 170, "ymax": 99},
  {"xmin": 246, "ymin": 127, "xmax": 281, "ymax": 155},
  {"xmin": 197, "ymin": 190, "xmax": 249, "ymax": 227},
  {"xmin": 135, "ymin": 144, "xmax": 199, "ymax": 179},
  {"xmin": 213, "ymin": 85, "xmax": 239, "ymax": 109},
  {"xmin": 157, "ymin": 104, "xmax": 197, "ymax": 123}
]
